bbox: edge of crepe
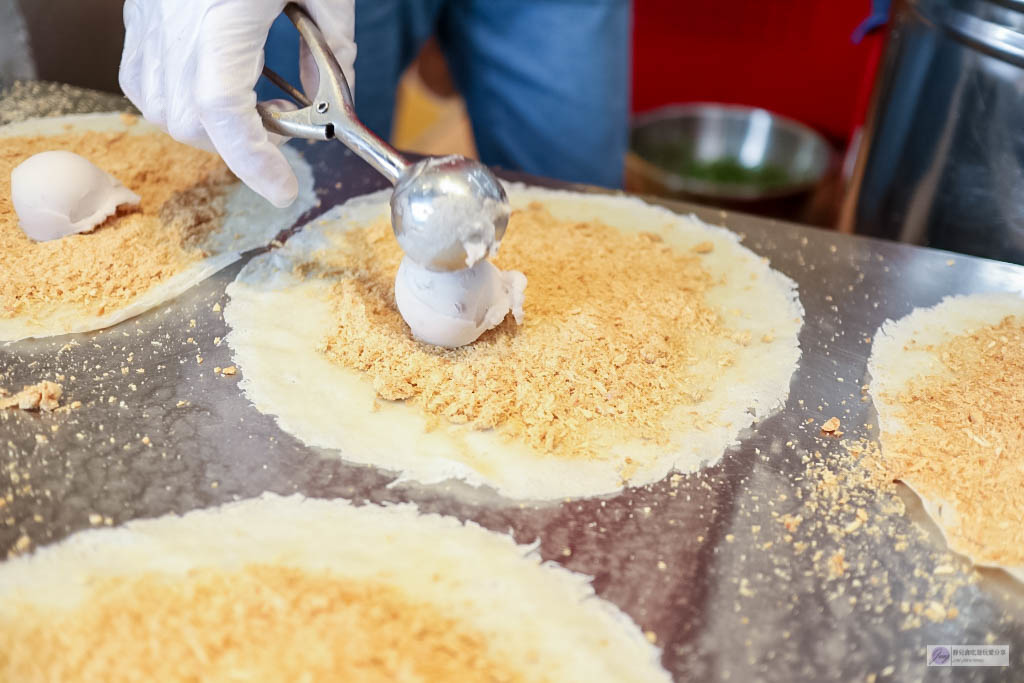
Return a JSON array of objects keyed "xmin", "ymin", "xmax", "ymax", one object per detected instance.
[
  {"xmin": 0, "ymin": 493, "xmax": 670, "ymax": 683},
  {"xmin": 224, "ymin": 184, "xmax": 804, "ymax": 501},
  {"xmin": 0, "ymin": 112, "xmax": 316, "ymax": 341},
  {"xmin": 867, "ymin": 292, "xmax": 1024, "ymax": 582}
]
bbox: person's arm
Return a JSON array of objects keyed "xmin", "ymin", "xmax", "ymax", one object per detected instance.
[{"xmin": 119, "ymin": 0, "xmax": 355, "ymax": 207}]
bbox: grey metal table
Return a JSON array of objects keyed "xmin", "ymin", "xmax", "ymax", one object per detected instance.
[{"xmin": 2, "ymin": 83, "xmax": 1023, "ymax": 682}]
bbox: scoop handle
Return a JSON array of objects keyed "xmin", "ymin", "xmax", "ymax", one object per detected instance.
[{"xmin": 258, "ymin": 3, "xmax": 410, "ymax": 184}]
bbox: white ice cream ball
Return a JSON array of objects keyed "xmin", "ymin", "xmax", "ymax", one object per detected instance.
[
  {"xmin": 394, "ymin": 256, "xmax": 526, "ymax": 348},
  {"xmin": 11, "ymin": 150, "xmax": 141, "ymax": 242}
]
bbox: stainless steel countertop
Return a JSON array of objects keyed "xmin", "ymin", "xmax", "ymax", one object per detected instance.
[{"xmin": 2, "ymin": 83, "xmax": 1023, "ymax": 682}]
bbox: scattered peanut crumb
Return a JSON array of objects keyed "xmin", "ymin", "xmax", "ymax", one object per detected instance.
[
  {"xmin": 876, "ymin": 315, "xmax": 1024, "ymax": 567},
  {"xmin": 924, "ymin": 601, "xmax": 947, "ymax": 622},
  {"xmin": 828, "ymin": 549, "xmax": 847, "ymax": 578},
  {"xmin": 780, "ymin": 513, "xmax": 803, "ymax": 532},
  {"xmin": 0, "ymin": 381, "xmax": 62, "ymax": 411},
  {"xmin": 10, "ymin": 534, "xmax": 31, "ymax": 556},
  {"xmin": 820, "ymin": 416, "xmax": 842, "ymax": 437}
]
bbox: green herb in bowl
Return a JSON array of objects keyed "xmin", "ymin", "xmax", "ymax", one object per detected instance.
[{"xmin": 677, "ymin": 158, "xmax": 792, "ymax": 187}]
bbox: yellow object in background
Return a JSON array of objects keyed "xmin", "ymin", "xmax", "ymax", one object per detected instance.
[{"xmin": 391, "ymin": 62, "xmax": 477, "ymax": 159}]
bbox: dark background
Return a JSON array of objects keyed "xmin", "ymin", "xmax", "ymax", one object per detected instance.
[{"xmin": 17, "ymin": 0, "xmax": 126, "ymax": 93}]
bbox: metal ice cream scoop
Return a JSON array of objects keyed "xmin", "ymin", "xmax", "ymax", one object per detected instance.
[{"xmin": 257, "ymin": 3, "xmax": 509, "ymax": 271}]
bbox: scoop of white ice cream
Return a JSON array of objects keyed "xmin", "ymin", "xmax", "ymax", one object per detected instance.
[
  {"xmin": 394, "ymin": 256, "xmax": 526, "ymax": 348},
  {"xmin": 11, "ymin": 150, "xmax": 141, "ymax": 242}
]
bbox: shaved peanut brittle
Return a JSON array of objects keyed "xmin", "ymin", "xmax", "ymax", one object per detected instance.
[
  {"xmin": 879, "ymin": 316, "xmax": 1024, "ymax": 567},
  {"xmin": 1, "ymin": 131, "xmax": 233, "ymax": 321},
  {"xmin": 311, "ymin": 203, "xmax": 764, "ymax": 459},
  {"xmin": 1, "ymin": 566, "xmax": 521, "ymax": 682}
]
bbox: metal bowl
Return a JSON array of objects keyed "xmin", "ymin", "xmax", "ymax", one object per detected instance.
[{"xmin": 628, "ymin": 104, "xmax": 832, "ymax": 202}]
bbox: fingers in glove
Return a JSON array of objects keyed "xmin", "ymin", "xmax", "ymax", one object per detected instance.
[
  {"xmin": 196, "ymin": 3, "xmax": 298, "ymax": 207},
  {"xmin": 119, "ymin": 0, "xmax": 167, "ymax": 126},
  {"xmin": 118, "ymin": 0, "xmax": 144, "ymax": 102},
  {"xmin": 163, "ymin": 17, "xmax": 210, "ymax": 149}
]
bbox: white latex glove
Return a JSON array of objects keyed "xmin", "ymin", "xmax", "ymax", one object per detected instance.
[{"xmin": 119, "ymin": 0, "xmax": 355, "ymax": 208}]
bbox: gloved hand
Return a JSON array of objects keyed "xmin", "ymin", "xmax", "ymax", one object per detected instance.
[{"xmin": 119, "ymin": 0, "xmax": 355, "ymax": 208}]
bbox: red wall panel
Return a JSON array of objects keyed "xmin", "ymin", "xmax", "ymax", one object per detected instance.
[{"xmin": 633, "ymin": 0, "xmax": 885, "ymax": 143}]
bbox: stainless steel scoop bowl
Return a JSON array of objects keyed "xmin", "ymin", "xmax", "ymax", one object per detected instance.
[
  {"xmin": 257, "ymin": 3, "xmax": 509, "ymax": 271},
  {"xmin": 391, "ymin": 155, "xmax": 509, "ymax": 271}
]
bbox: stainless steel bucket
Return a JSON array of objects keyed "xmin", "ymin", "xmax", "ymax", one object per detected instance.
[{"xmin": 844, "ymin": 0, "xmax": 1024, "ymax": 265}]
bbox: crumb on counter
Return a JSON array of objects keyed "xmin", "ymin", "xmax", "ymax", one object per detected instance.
[
  {"xmin": 0, "ymin": 381, "xmax": 62, "ymax": 411},
  {"xmin": 820, "ymin": 416, "xmax": 842, "ymax": 437}
]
